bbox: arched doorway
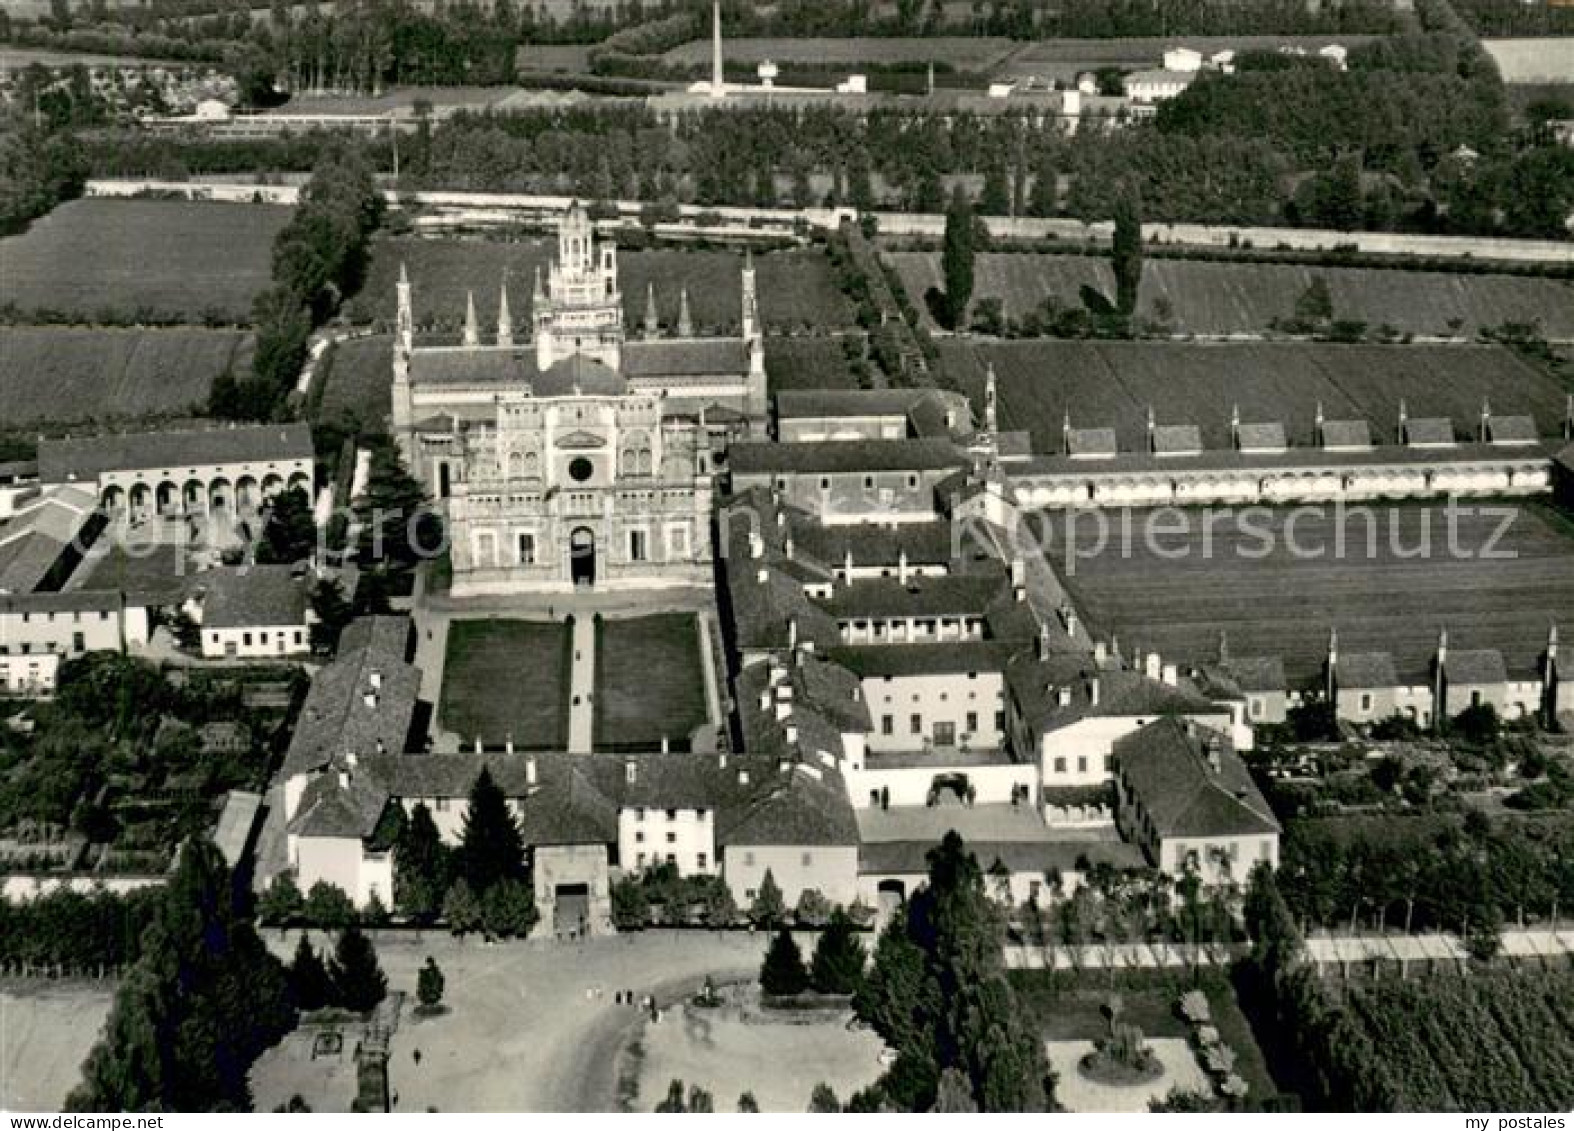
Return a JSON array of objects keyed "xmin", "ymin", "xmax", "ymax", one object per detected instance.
[{"xmin": 570, "ymin": 526, "xmax": 595, "ymax": 587}]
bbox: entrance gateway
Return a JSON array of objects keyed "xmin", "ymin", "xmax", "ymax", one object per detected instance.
[{"xmin": 570, "ymin": 526, "xmax": 595, "ymax": 587}]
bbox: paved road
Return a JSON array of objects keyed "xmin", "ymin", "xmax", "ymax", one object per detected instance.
[{"xmin": 567, "ymin": 615, "xmax": 596, "ymax": 753}]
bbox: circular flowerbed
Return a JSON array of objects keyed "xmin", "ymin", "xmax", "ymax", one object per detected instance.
[{"xmin": 1077, "ymin": 1023, "xmax": 1164, "ymax": 1087}]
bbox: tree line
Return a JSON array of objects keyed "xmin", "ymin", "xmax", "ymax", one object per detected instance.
[{"xmin": 209, "ymin": 143, "xmax": 383, "ymax": 421}]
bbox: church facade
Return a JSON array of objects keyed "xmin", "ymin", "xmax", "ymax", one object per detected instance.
[{"xmin": 390, "ymin": 205, "xmax": 767, "ymax": 594}]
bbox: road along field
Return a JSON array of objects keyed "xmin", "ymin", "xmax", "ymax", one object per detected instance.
[
  {"xmin": 660, "ymin": 35, "xmax": 1018, "ymax": 71},
  {"xmin": 0, "ymin": 199, "xmax": 290, "ymax": 324},
  {"xmin": 0, "ymin": 326, "xmax": 250, "ymax": 425},
  {"xmin": 1044, "ymin": 501, "xmax": 1574, "ymax": 686},
  {"xmin": 888, "ymin": 251, "xmax": 1574, "ymax": 340},
  {"xmin": 940, "ymin": 340, "xmax": 1569, "ymax": 454},
  {"xmin": 349, "ymin": 237, "xmax": 856, "ymax": 335},
  {"xmin": 994, "ymin": 35, "xmax": 1377, "ymax": 82}
]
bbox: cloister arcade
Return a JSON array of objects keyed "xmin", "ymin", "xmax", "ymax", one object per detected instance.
[{"xmin": 100, "ymin": 470, "xmax": 312, "ymax": 523}]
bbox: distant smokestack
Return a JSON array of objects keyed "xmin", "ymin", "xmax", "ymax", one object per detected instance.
[{"xmin": 711, "ymin": 0, "xmax": 724, "ymax": 97}]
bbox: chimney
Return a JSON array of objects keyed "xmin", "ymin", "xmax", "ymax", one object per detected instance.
[
  {"xmin": 758, "ymin": 689, "xmax": 772, "ymax": 711},
  {"xmin": 784, "ymin": 722, "xmax": 798, "ymax": 746},
  {"xmin": 505, "ymin": 735, "xmax": 515, "ymax": 756},
  {"xmin": 719, "ymin": 751, "xmax": 728, "ymax": 769},
  {"xmin": 1206, "ymin": 736, "xmax": 1223, "ymax": 774},
  {"xmin": 897, "ymin": 549, "xmax": 910, "ymax": 585},
  {"xmin": 1093, "ymin": 640, "xmax": 1108, "ymax": 665},
  {"xmin": 784, "ymin": 535, "xmax": 794, "ymax": 560},
  {"xmin": 1088, "ymin": 676, "xmax": 1101, "ymax": 706},
  {"xmin": 756, "ymin": 566, "xmax": 769, "ymax": 585},
  {"xmin": 1055, "ymin": 685, "xmax": 1071, "ymax": 708},
  {"xmin": 1010, "ymin": 556, "xmax": 1025, "ymax": 589},
  {"xmin": 1061, "ymin": 603, "xmax": 1078, "ymax": 638},
  {"xmin": 337, "ymin": 770, "xmax": 349, "ymax": 790},
  {"xmin": 1037, "ymin": 623, "xmax": 1052, "ymax": 661},
  {"xmin": 1161, "ymin": 663, "xmax": 1178, "ymax": 687},
  {"xmin": 737, "ymin": 767, "xmax": 750, "ymax": 785},
  {"xmin": 749, "ymin": 531, "xmax": 764, "ymax": 558},
  {"xmin": 374, "ymin": 738, "xmax": 385, "ymax": 755},
  {"xmin": 345, "ymin": 750, "xmax": 358, "ymax": 769},
  {"xmin": 363, "ymin": 689, "xmax": 378, "ymax": 710},
  {"xmin": 369, "ymin": 669, "xmax": 382, "ymax": 691},
  {"xmin": 526, "ymin": 756, "xmax": 537, "ymax": 785},
  {"xmin": 787, "ymin": 617, "xmax": 799, "ymax": 651},
  {"xmin": 475, "ymin": 736, "xmax": 484, "ymax": 753},
  {"xmin": 625, "ymin": 760, "xmax": 637, "ymax": 784}
]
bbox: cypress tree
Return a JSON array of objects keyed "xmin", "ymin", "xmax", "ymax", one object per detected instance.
[
  {"xmin": 810, "ymin": 908, "xmax": 868, "ymax": 994},
  {"xmin": 290, "ymin": 935, "xmax": 332, "ymax": 1012},
  {"xmin": 941, "ymin": 183, "xmax": 976, "ymax": 330},
  {"xmin": 759, "ymin": 928, "xmax": 809, "ymax": 997},
  {"xmin": 456, "ymin": 767, "xmax": 526, "ymax": 893},
  {"xmin": 1112, "ymin": 188, "xmax": 1143, "ymax": 317},
  {"xmin": 329, "ymin": 925, "xmax": 388, "ymax": 1014},
  {"xmin": 395, "ymin": 802, "xmax": 451, "ymax": 921}
]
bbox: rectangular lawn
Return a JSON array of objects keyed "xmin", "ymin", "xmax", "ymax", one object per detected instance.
[
  {"xmin": 594, "ymin": 613, "xmax": 708, "ymax": 752},
  {"xmin": 1047, "ymin": 501, "xmax": 1574, "ymax": 686},
  {"xmin": 439, "ymin": 619, "xmax": 571, "ymax": 750}
]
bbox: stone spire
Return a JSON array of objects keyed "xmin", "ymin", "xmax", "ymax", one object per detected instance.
[
  {"xmin": 396, "ymin": 261, "xmax": 414, "ymax": 350},
  {"xmin": 740, "ymin": 249, "xmax": 758, "ymax": 341},
  {"xmin": 497, "ymin": 277, "xmax": 514, "ymax": 348},
  {"xmin": 463, "ymin": 290, "xmax": 480, "ymax": 348},
  {"xmin": 533, "ymin": 265, "xmax": 544, "ymax": 301},
  {"xmin": 677, "ymin": 287, "xmax": 693, "ymax": 337},
  {"xmin": 643, "ymin": 282, "xmax": 659, "ymax": 338}
]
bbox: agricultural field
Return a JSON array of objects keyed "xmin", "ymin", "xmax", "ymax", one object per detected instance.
[
  {"xmin": 0, "ymin": 327, "xmax": 249, "ymax": 425},
  {"xmin": 0, "ymin": 199, "xmax": 289, "ymax": 324},
  {"xmin": 514, "ymin": 43, "xmax": 595, "ymax": 72},
  {"xmin": 594, "ymin": 613, "xmax": 709, "ymax": 752},
  {"xmin": 1330, "ymin": 971, "xmax": 1574, "ymax": 1110},
  {"xmin": 1480, "ymin": 38, "xmax": 1574, "ymax": 85},
  {"xmin": 993, "ymin": 35, "xmax": 1376, "ymax": 82},
  {"xmin": 1047, "ymin": 501, "xmax": 1574, "ymax": 686},
  {"xmin": 0, "ymin": 985, "xmax": 115, "ymax": 1112},
  {"xmin": 888, "ymin": 252, "xmax": 1574, "ymax": 340},
  {"xmin": 764, "ymin": 335, "xmax": 865, "ymax": 392},
  {"xmin": 939, "ymin": 340, "xmax": 1570, "ymax": 454},
  {"xmin": 660, "ymin": 35, "xmax": 1018, "ymax": 71},
  {"xmin": 349, "ymin": 237, "xmax": 857, "ymax": 334},
  {"xmin": 439, "ymin": 619, "xmax": 571, "ymax": 750}
]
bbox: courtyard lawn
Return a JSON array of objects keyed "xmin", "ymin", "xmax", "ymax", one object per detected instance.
[
  {"xmin": 438, "ymin": 619, "xmax": 571, "ymax": 750},
  {"xmin": 0, "ymin": 985, "xmax": 115, "ymax": 1111},
  {"xmin": 594, "ymin": 613, "xmax": 709, "ymax": 752}
]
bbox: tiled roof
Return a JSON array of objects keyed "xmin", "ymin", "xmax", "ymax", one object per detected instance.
[
  {"xmin": 1487, "ymin": 415, "xmax": 1538, "ymax": 445},
  {"xmin": 859, "ymin": 838, "xmax": 1144, "ymax": 876},
  {"xmin": 1335, "ymin": 651, "xmax": 1397, "ymax": 689},
  {"xmin": 623, "ymin": 338, "xmax": 750, "ymax": 378},
  {"xmin": 198, "ymin": 564, "xmax": 309, "ymax": 629},
  {"xmin": 339, "ymin": 615, "xmax": 412, "ymax": 660},
  {"xmin": 409, "ymin": 347, "xmax": 628, "ymax": 396},
  {"xmin": 729, "ymin": 439, "xmax": 966, "ymax": 476},
  {"xmin": 830, "ymin": 641, "xmax": 1017, "ymax": 678},
  {"xmin": 281, "ymin": 616, "xmax": 420, "ymax": 779},
  {"xmin": 906, "ymin": 391, "xmax": 970, "ymax": 438},
  {"xmin": 775, "ymin": 389, "xmax": 928, "ymax": 420},
  {"xmin": 1067, "ymin": 427, "xmax": 1117, "ymax": 458},
  {"xmin": 1235, "ymin": 422, "xmax": 1287, "ymax": 453},
  {"xmin": 1114, "ymin": 717, "xmax": 1279, "ymax": 839},
  {"xmin": 1152, "ymin": 424, "xmax": 1202, "ymax": 455},
  {"xmin": 718, "ymin": 765, "xmax": 858, "ymax": 847},
  {"xmin": 1444, "ymin": 648, "xmax": 1507, "ymax": 686},
  {"xmin": 1007, "ymin": 652, "xmax": 1221, "ymax": 732},
  {"xmin": 789, "ymin": 516, "xmax": 954, "ymax": 569},
  {"xmin": 1321, "ymin": 420, "xmax": 1373, "ymax": 450},
  {"xmin": 817, "ymin": 570, "xmax": 1008, "ymax": 620},
  {"xmin": 1194, "ymin": 656, "xmax": 1286, "ymax": 698},
  {"xmin": 0, "ymin": 589, "xmax": 133, "ymax": 615},
  {"xmin": 1404, "ymin": 418, "xmax": 1456, "ymax": 447},
  {"xmin": 38, "ymin": 423, "xmax": 314, "ymax": 483}
]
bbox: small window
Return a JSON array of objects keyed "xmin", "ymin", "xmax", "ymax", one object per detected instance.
[
  {"xmin": 243, "ymin": 632, "xmax": 252, "ymax": 646},
  {"xmin": 518, "ymin": 532, "xmax": 536, "ymax": 564},
  {"xmin": 743, "ymin": 851, "xmax": 755, "ymax": 866},
  {"xmin": 635, "ymin": 831, "xmax": 645, "ymax": 844},
  {"xmin": 910, "ymin": 714, "xmax": 922, "ymax": 735},
  {"xmin": 1053, "ymin": 757, "xmax": 1066, "ymax": 773},
  {"xmin": 1359, "ymin": 692, "xmax": 1373, "ymax": 713},
  {"xmin": 966, "ymin": 711, "xmax": 978, "ymax": 732},
  {"xmin": 881, "ymin": 715, "xmax": 894, "ymax": 735},
  {"xmin": 801, "ymin": 852, "xmax": 812, "ymax": 866},
  {"xmin": 1077, "ymin": 756, "xmax": 1087, "ymax": 773},
  {"xmin": 666, "ymin": 832, "xmax": 676, "ymax": 844},
  {"xmin": 666, "ymin": 808, "xmax": 677, "ymax": 821}
]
